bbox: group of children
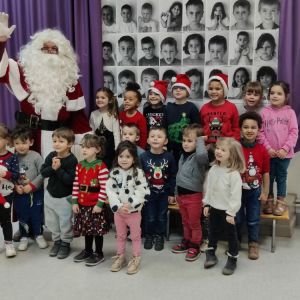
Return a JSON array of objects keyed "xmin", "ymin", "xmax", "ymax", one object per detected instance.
[{"xmin": 0, "ymin": 68, "xmax": 298, "ymax": 276}]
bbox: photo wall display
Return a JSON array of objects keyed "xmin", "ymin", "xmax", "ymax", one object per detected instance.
[{"xmin": 101, "ymin": 0, "xmax": 280, "ymax": 110}]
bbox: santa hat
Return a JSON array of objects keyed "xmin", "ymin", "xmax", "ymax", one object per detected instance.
[
  {"xmin": 148, "ymin": 80, "xmax": 168, "ymax": 102},
  {"xmin": 0, "ymin": 194, "xmax": 10, "ymax": 209},
  {"xmin": 171, "ymin": 74, "xmax": 191, "ymax": 94},
  {"xmin": 208, "ymin": 73, "xmax": 229, "ymax": 97}
]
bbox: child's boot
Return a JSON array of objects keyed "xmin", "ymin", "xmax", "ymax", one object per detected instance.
[
  {"xmin": 57, "ymin": 241, "xmax": 71, "ymax": 259},
  {"xmin": 111, "ymin": 254, "xmax": 127, "ymax": 272},
  {"xmin": 222, "ymin": 256, "xmax": 237, "ymax": 275},
  {"xmin": 49, "ymin": 240, "xmax": 61, "ymax": 257},
  {"xmin": 263, "ymin": 197, "xmax": 273, "ymax": 214},
  {"xmin": 185, "ymin": 242, "xmax": 200, "ymax": 261},
  {"xmin": 273, "ymin": 197, "xmax": 286, "ymax": 216},
  {"xmin": 248, "ymin": 242, "xmax": 259, "ymax": 260},
  {"xmin": 204, "ymin": 249, "xmax": 218, "ymax": 268},
  {"xmin": 127, "ymin": 256, "xmax": 141, "ymax": 275},
  {"xmin": 144, "ymin": 235, "xmax": 154, "ymax": 250},
  {"xmin": 154, "ymin": 235, "xmax": 164, "ymax": 251}
]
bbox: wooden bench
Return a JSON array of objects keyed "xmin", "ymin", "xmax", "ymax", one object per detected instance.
[{"xmin": 260, "ymin": 210, "xmax": 290, "ymax": 253}]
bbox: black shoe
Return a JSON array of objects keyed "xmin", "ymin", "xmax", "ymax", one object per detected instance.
[
  {"xmin": 57, "ymin": 241, "xmax": 71, "ymax": 259},
  {"xmin": 154, "ymin": 235, "xmax": 164, "ymax": 251},
  {"xmin": 144, "ymin": 235, "xmax": 154, "ymax": 250},
  {"xmin": 85, "ymin": 253, "xmax": 105, "ymax": 267},
  {"xmin": 204, "ymin": 249, "xmax": 218, "ymax": 269},
  {"xmin": 49, "ymin": 240, "xmax": 61, "ymax": 257},
  {"xmin": 73, "ymin": 250, "xmax": 92, "ymax": 262},
  {"xmin": 222, "ymin": 256, "xmax": 237, "ymax": 275}
]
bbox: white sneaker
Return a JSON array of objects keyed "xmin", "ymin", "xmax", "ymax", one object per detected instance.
[
  {"xmin": 18, "ymin": 238, "xmax": 29, "ymax": 251},
  {"xmin": 36, "ymin": 235, "xmax": 48, "ymax": 249},
  {"xmin": 5, "ymin": 242, "xmax": 17, "ymax": 257}
]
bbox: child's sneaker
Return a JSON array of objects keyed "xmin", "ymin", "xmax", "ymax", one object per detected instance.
[
  {"xmin": 111, "ymin": 254, "xmax": 127, "ymax": 272},
  {"xmin": 73, "ymin": 250, "xmax": 92, "ymax": 263},
  {"xmin": 200, "ymin": 239, "xmax": 209, "ymax": 253},
  {"xmin": 127, "ymin": 256, "xmax": 141, "ymax": 275},
  {"xmin": 5, "ymin": 242, "xmax": 17, "ymax": 257},
  {"xmin": 154, "ymin": 235, "xmax": 164, "ymax": 251},
  {"xmin": 171, "ymin": 239, "xmax": 189, "ymax": 253},
  {"xmin": 144, "ymin": 235, "xmax": 154, "ymax": 250},
  {"xmin": 185, "ymin": 246, "xmax": 200, "ymax": 261},
  {"xmin": 57, "ymin": 241, "xmax": 71, "ymax": 259},
  {"xmin": 36, "ymin": 235, "xmax": 48, "ymax": 249},
  {"xmin": 18, "ymin": 237, "xmax": 29, "ymax": 251},
  {"xmin": 85, "ymin": 253, "xmax": 105, "ymax": 267}
]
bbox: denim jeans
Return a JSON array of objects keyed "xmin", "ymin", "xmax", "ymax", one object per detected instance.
[
  {"xmin": 236, "ymin": 188, "xmax": 261, "ymax": 243},
  {"xmin": 144, "ymin": 191, "xmax": 169, "ymax": 237},
  {"xmin": 269, "ymin": 158, "xmax": 291, "ymax": 198}
]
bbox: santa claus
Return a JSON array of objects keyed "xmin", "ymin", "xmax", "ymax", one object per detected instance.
[{"xmin": 0, "ymin": 13, "xmax": 91, "ymax": 158}]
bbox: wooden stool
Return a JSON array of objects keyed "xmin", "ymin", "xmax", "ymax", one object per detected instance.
[{"xmin": 166, "ymin": 203, "xmax": 180, "ymax": 241}]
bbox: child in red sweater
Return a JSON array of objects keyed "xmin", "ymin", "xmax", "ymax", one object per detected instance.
[
  {"xmin": 119, "ymin": 82, "xmax": 147, "ymax": 149},
  {"xmin": 72, "ymin": 134, "xmax": 109, "ymax": 266}
]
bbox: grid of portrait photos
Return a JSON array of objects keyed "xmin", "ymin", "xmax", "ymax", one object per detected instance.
[{"xmin": 101, "ymin": 0, "xmax": 280, "ymax": 110}]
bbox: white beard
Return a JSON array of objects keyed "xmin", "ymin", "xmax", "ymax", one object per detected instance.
[{"xmin": 19, "ymin": 46, "xmax": 79, "ymax": 120}]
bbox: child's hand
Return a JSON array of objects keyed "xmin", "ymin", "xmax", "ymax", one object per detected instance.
[
  {"xmin": 259, "ymin": 191, "xmax": 268, "ymax": 202},
  {"xmin": 226, "ymin": 215, "xmax": 235, "ymax": 225},
  {"xmin": 52, "ymin": 157, "xmax": 61, "ymax": 170},
  {"xmin": 72, "ymin": 204, "xmax": 80, "ymax": 214},
  {"xmin": 118, "ymin": 205, "xmax": 130, "ymax": 214},
  {"xmin": 161, "ymin": 12, "xmax": 168, "ymax": 24},
  {"xmin": 203, "ymin": 206, "xmax": 210, "ymax": 217},
  {"xmin": 22, "ymin": 184, "xmax": 32, "ymax": 194},
  {"xmin": 92, "ymin": 205, "xmax": 102, "ymax": 214},
  {"xmin": 15, "ymin": 185, "xmax": 24, "ymax": 194},
  {"xmin": 277, "ymin": 149, "xmax": 287, "ymax": 159},
  {"xmin": 168, "ymin": 196, "xmax": 176, "ymax": 205},
  {"xmin": 268, "ymin": 148, "xmax": 277, "ymax": 158}
]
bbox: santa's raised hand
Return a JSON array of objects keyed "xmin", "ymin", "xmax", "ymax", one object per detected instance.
[{"xmin": 0, "ymin": 12, "xmax": 16, "ymax": 42}]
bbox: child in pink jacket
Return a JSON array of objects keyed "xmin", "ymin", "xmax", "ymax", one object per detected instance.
[{"xmin": 259, "ymin": 81, "xmax": 298, "ymax": 216}]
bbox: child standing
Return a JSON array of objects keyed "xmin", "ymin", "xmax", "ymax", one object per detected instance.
[
  {"xmin": 72, "ymin": 134, "xmax": 109, "ymax": 266},
  {"xmin": 12, "ymin": 127, "xmax": 47, "ymax": 251},
  {"xmin": 90, "ymin": 87, "xmax": 120, "ymax": 169},
  {"xmin": 166, "ymin": 74, "xmax": 200, "ymax": 162},
  {"xmin": 161, "ymin": 2, "xmax": 182, "ymax": 32},
  {"xmin": 119, "ymin": 82, "xmax": 147, "ymax": 149},
  {"xmin": 41, "ymin": 128, "xmax": 77, "ymax": 259},
  {"xmin": 140, "ymin": 127, "xmax": 177, "ymax": 251},
  {"xmin": 238, "ymin": 112, "xmax": 270, "ymax": 260},
  {"xmin": 143, "ymin": 80, "xmax": 168, "ymax": 130},
  {"xmin": 203, "ymin": 137, "xmax": 245, "ymax": 275},
  {"xmin": 0, "ymin": 123, "xmax": 19, "ymax": 257},
  {"xmin": 107, "ymin": 141, "xmax": 150, "ymax": 275},
  {"xmin": 259, "ymin": 81, "xmax": 298, "ymax": 216},
  {"xmin": 172, "ymin": 124, "xmax": 208, "ymax": 261},
  {"xmin": 121, "ymin": 124, "xmax": 145, "ymax": 157}
]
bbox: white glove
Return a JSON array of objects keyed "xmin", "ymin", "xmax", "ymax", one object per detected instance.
[{"xmin": 0, "ymin": 12, "xmax": 16, "ymax": 42}]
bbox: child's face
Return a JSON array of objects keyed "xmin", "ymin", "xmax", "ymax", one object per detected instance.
[
  {"xmin": 147, "ymin": 129, "xmax": 168, "ymax": 151},
  {"xmin": 234, "ymin": 70, "xmax": 247, "ymax": 87},
  {"xmin": 148, "ymin": 91, "xmax": 163, "ymax": 106},
  {"xmin": 269, "ymin": 85, "xmax": 286, "ymax": 107},
  {"xmin": 142, "ymin": 43, "xmax": 154, "ymax": 59},
  {"xmin": 215, "ymin": 143, "xmax": 230, "ymax": 166},
  {"xmin": 118, "ymin": 149, "xmax": 134, "ymax": 170},
  {"xmin": 141, "ymin": 74, "xmax": 157, "ymax": 92},
  {"xmin": 172, "ymin": 86, "xmax": 188, "ymax": 101},
  {"xmin": 208, "ymin": 43, "xmax": 225, "ymax": 64},
  {"xmin": 189, "ymin": 75, "xmax": 201, "ymax": 99},
  {"xmin": 259, "ymin": 4, "xmax": 278, "ymax": 26},
  {"xmin": 102, "ymin": 7, "xmax": 113, "ymax": 25},
  {"xmin": 258, "ymin": 41, "xmax": 273, "ymax": 60},
  {"xmin": 123, "ymin": 91, "xmax": 139, "ymax": 111},
  {"xmin": 119, "ymin": 41, "xmax": 135, "ymax": 61},
  {"xmin": 237, "ymin": 35, "xmax": 249, "ymax": 49},
  {"xmin": 241, "ymin": 119, "xmax": 259, "ymax": 143},
  {"xmin": 161, "ymin": 44, "xmax": 177, "ymax": 65},
  {"xmin": 208, "ymin": 81, "xmax": 225, "ymax": 102},
  {"xmin": 233, "ymin": 6, "xmax": 250, "ymax": 23},
  {"xmin": 104, "ymin": 75, "xmax": 115, "ymax": 91},
  {"xmin": 259, "ymin": 75, "xmax": 272, "ymax": 88},
  {"xmin": 96, "ymin": 91, "xmax": 109, "ymax": 110},
  {"xmin": 188, "ymin": 39, "xmax": 201, "ymax": 59},
  {"xmin": 141, "ymin": 8, "xmax": 152, "ymax": 23},
  {"xmin": 103, "ymin": 46, "xmax": 112, "ymax": 61},
  {"xmin": 52, "ymin": 136, "xmax": 72, "ymax": 156},
  {"xmin": 13, "ymin": 138, "xmax": 33, "ymax": 155},
  {"xmin": 81, "ymin": 145, "xmax": 100, "ymax": 162},
  {"xmin": 244, "ymin": 91, "xmax": 262, "ymax": 108},
  {"xmin": 182, "ymin": 131, "xmax": 197, "ymax": 153},
  {"xmin": 171, "ymin": 5, "xmax": 181, "ymax": 17},
  {"xmin": 119, "ymin": 76, "xmax": 133, "ymax": 93},
  {"xmin": 122, "ymin": 126, "xmax": 139, "ymax": 144},
  {"xmin": 121, "ymin": 8, "xmax": 132, "ymax": 23},
  {"xmin": 186, "ymin": 5, "xmax": 203, "ymax": 25}
]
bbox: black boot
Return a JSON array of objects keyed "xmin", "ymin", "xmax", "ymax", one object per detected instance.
[
  {"xmin": 222, "ymin": 256, "xmax": 237, "ymax": 275},
  {"xmin": 144, "ymin": 235, "xmax": 154, "ymax": 250},
  {"xmin": 57, "ymin": 241, "xmax": 71, "ymax": 259},
  {"xmin": 204, "ymin": 249, "xmax": 218, "ymax": 269},
  {"xmin": 154, "ymin": 235, "xmax": 164, "ymax": 251},
  {"xmin": 49, "ymin": 240, "xmax": 61, "ymax": 257}
]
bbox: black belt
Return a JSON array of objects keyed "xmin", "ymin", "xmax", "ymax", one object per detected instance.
[
  {"xmin": 79, "ymin": 185, "xmax": 100, "ymax": 193},
  {"xmin": 15, "ymin": 111, "xmax": 65, "ymax": 131}
]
